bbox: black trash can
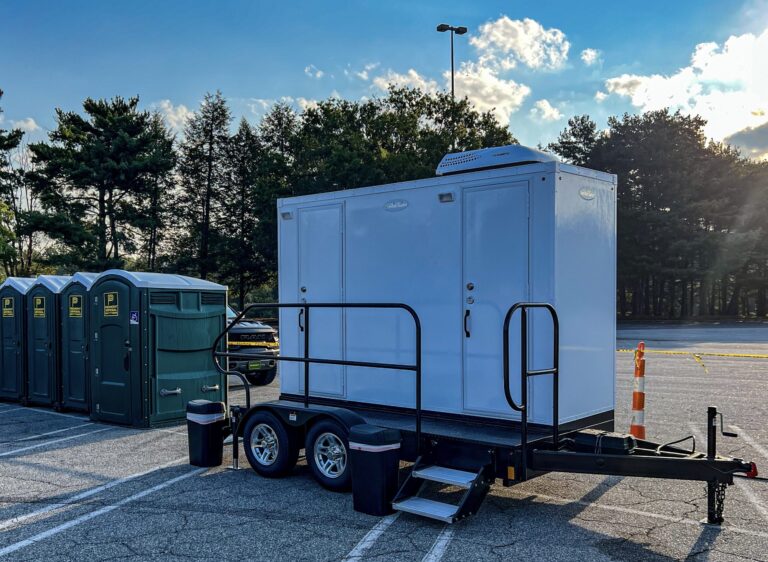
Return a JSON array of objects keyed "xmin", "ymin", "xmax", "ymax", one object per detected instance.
[
  {"xmin": 187, "ymin": 400, "xmax": 226, "ymax": 467},
  {"xmin": 349, "ymin": 424, "xmax": 402, "ymax": 516}
]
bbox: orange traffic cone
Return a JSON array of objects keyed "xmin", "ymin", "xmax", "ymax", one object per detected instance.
[{"xmin": 629, "ymin": 342, "xmax": 646, "ymax": 440}]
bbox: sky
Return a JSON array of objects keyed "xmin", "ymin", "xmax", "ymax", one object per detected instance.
[{"xmin": 1, "ymin": 0, "xmax": 767, "ymax": 160}]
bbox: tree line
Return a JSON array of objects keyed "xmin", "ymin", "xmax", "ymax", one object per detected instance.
[{"xmin": 1, "ymin": 87, "xmax": 766, "ymax": 318}]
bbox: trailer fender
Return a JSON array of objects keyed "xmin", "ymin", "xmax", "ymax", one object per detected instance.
[{"xmin": 236, "ymin": 404, "xmax": 366, "ymax": 439}]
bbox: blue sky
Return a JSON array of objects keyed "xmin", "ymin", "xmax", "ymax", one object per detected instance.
[{"xmin": 2, "ymin": 0, "xmax": 767, "ymax": 158}]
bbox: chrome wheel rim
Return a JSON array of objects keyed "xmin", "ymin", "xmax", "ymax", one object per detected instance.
[
  {"xmin": 250, "ymin": 423, "xmax": 279, "ymax": 466},
  {"xmin": 313, "ymin": 432, "xmax": 347, "ymax": 478}
]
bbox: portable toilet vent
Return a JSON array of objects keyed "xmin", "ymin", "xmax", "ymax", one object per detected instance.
[
  {"xmin": 27, "ymin": 275, "xmax": 71, "ymax": 407},
  {"xmin": 435, "ymin": 145, "xmax": 558, "ymax": 176},
  {"xmin": 0, "ymin": 277, "xmax": 35, "ymax": 401},
  {"xmin": 60, "ymin": 272, "xmax": 99, "ymax": 412},
  {"xmin": 89, "ymin": 270, "xmax": 227, "ymax": 427}
]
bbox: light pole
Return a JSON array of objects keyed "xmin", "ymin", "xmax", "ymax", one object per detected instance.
[{"xmin": 436, "ymin": 23, "xmax": 467, "ymax": 99}]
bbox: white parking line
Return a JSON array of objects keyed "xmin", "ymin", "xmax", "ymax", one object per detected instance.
[
  {"xmin": 0, "ymin": 427, "xmax": 113, "ymax": 458},
  {"xmin": 422, "ymin": 525, "xmax": 455, "ymax": 562},
  {"xmin": 0, "ymin": 407, "xmax": 88, "ymax": 421},
  {"xmin": 9, "ymin": 423, "xmax": 95, "ymax": 443},
  {"xmin": 342, "ymin": 513, "xmax": 400, "ymax": 561},
  {"xmin": 0, "ymin": 407, "xmax": 28, "ymax": 415},
  {"xmin": 730, "ymin": 425, "xmax": 768, "ymax": 464},
  {"xmin": 0, "ymin": 456, "xmax": 188, "ymax": 532},
  {"xmin": 23, "ymin": 409, "xmax": 89, "ymax": 421},
  {"xmin": 508, "ymin": 489, "xmax": 768, "ymax": 540},
  {"xmin": 0, "ymin": 466, "xmax": 206, "ymax": 557}
]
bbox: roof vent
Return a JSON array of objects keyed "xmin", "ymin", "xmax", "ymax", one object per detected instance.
[{"xmin": 435, "ymin": 145, "xmax": 558, "ymax": 176}]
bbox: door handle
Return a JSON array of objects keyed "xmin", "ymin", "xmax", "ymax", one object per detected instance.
[
  {"xmin": 160, "ymin": 387, "xmax": 182, "ymax": 397},
  {"xmin": 201, "ymin": 384, "xmax": 220, "ymax": 393},
  {"xmin": 298, "ymin": 309, "xmax": 304, "ymax": 332},
  {"xmin": 464, "ymin": 309, "xmax": 471, "ymax": 338}
]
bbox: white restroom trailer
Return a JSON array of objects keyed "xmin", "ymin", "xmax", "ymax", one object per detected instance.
[
  {"xmin": 217, "ymin": 146, "xmax": 755, "ymax": 525},
  {"xmin": 277, "ymin": 146, "xmax": 617, "ymax": 428}
]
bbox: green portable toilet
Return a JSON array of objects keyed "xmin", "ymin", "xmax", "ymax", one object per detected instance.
[
  {"xmin": 60, "ymin": 272, "xmax": 99, "ymax": 412},
  {"xmin": 0, "ymin": 277, "xmax": 34, "ymax": 402},
  {"xmin": 89, "ymin": 270, "xmax": 227, "ymax": 427},
  {"xmin": 27, "ymin": 275, "xmax": 71, "ymax": 407}
]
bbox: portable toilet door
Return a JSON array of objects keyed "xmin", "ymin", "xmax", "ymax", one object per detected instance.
[
  {"xmin": 89, "ymin": 270, "xmax": 227, "ymax": 427},
  {"xmin": 0, "ymin": 277, "xmax": 34, "ymax": 402},
  {"xmin": 26, "ymin": 275, "xmax": 71, "ymax": 407},
  {"xmin": 89, "ymin": 272, "xmax": 136, "ymax": 424},
  {"xmin": 60, "ymin": 273, "xmax": 98, "ymax": 412}
]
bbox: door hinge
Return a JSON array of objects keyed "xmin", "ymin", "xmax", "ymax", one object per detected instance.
[
  {"xmin": 96, "ymin": 403, "xmax": 100, "ymax": 413},
  {"xmin": 95, "ymin": 367, "xmax": 99, "ymax": 377}
]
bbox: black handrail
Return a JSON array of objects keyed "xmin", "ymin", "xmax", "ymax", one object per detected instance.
[
  {"xmin": 503, "ymin": 302, "xmax": 560, "ymax": 480},
  {"xmin": 212, "ymin": 302, "xmax": 423, "ymax": 445}
]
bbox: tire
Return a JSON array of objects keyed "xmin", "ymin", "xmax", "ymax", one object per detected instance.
[
  {"xmin": 305, "ymin": 419, "xmax": 351, "ymax": 491},
  {"xmin": 242, "ymin": 411, "xmax": 299, "ymax": 477}
]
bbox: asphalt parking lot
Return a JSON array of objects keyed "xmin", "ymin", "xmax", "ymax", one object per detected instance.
[{"xmin": 2, "ymin": 325, "xmax": 768, "ymax": 561}]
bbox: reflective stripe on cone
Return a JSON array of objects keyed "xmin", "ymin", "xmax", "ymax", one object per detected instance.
[{"xmin": 629, "ymin": 341, "xmax": 646, "ymax": 440}]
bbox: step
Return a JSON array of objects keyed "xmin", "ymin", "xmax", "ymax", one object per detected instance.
[
  {"xmin": 392, "ymin": 497, "xmax": 458, "ymax": 523},
  {"xmin": 412, "ymin": 465, "xmax": 476, "ymax": 488}
]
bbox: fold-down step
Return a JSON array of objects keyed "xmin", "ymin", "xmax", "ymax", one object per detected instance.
[
  {"xmin": 412, "ymin": 465, "xmax": 476, "ymax": 488},
  {"xmin": 392, "ymin": 497, "xmax": 458, "ymax": 523}
]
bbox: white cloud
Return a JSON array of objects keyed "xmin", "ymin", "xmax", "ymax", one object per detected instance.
[
  {"xmin": 530, "ymin": 99, "xmax": 563, "ymax": 122},
  {"xmin": 725, "ymin": 121, "xmax": 768, "ymax": 160},
  {"xmin": 451, "ymin": 62, "xmax": 531, "ymax": 123},
  {"xmin": 372, "ymin": 69, "xmax": 439, "ymax": 93},
  {"xmin": 594, "ymin": 91, "xmax": 608, "ymax": 103},
  {"xmin": 580, "ymin": 48, "xmax": 601, "ymax": 66},
  {"xmin": 152, "ymin": 100, "xmax": 193, "ymax": 133},
  {"xmin": 10, "ymin": 117, "xmax": 40, "ymax": 132},
  {"xmin": 470, "ymin": 16, "xmax": 570, "ymax": 70},
  {"xmin": 603, "ymin": 27, "xmax": 768, "ymax": 141},
  {"xmin": 304, "ymin": 64, "xmax": 324, "ymax": 79},
  {"xmin": 354, "ymin": 62, "xmax": 380, "ymax": 81},
  {"xmin": 296, "ymin": 97, "xmax": 319, "ymax": 111},
  {"xmin": 246, "ymin": 96, "xmax": 319, "ymax": 116}
]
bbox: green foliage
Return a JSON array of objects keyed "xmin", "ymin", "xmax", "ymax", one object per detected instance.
[
  {"xmin": 27, "ymin": 96, "xmax": 175, "ymax": 270},
  {"xmin": 549, "ymin": 109, "xmax": 768, "ymax": 318},
  {"xmin": 12, "ymin": 83, "xmax": 768, "ymax": 319},
  {"xmin": 173, "ymin": 91, "xmax": 232, "ymax": 280}
]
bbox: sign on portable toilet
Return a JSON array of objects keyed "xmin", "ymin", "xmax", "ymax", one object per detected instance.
[
  {"xmin": 26, "ymin": 275, "xmax": 71, "ymax": 407},
  {"xmin": 60, "ymin": 272, "xmax": 99, "ymax": 412},
  {"xmin": 0, "ymin": 277, "xmax": 35, "ymax": 402},
  {"xmin": 89, "ymin": 270, "xmax": 228, "ymax": 427}
]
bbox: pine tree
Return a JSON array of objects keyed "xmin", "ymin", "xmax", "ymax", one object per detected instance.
[
  {"xmin": 133, "ymin": 113, "xmax": 176, "ymax": 270},
  {"xmin": 175, "ymin": 91, "xmax": 232, "ymax": 280},
  {"xmin": 219, "ymin": 118, "xmax": 266, "ymax": 308},
  {"xmin": 27, "ymin": 96, "xmax": 175, "ymax": 270},
  {"xmin": 0, "ymin": 89, "xmax": 24, "ymax": 277}
]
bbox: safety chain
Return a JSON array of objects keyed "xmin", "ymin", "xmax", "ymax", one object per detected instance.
[{"xmin": 714, "ymin": 481, "xmax": 728, "ymax": 523}]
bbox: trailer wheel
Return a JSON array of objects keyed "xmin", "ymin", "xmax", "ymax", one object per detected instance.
[
  {"xmin": 242, "ymin": 412, "xmax": 299, "ymax": 477},
  {"xmin": 305, "ymin": 419, "xmax": 351, "ymax": 491}
]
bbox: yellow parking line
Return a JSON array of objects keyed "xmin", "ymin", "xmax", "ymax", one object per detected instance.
[{"xmin": 617, "ymin": 349, "xmax": 768, "ymax": 359}]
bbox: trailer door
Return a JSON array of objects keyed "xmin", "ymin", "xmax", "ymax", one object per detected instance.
[
  {"xmin": 462, "ymin": 181, "xmax": 529, "ymax": 415},
  {"xmin": 297, "ymin": 204, "xmax": 344, "ymax": 397}
]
